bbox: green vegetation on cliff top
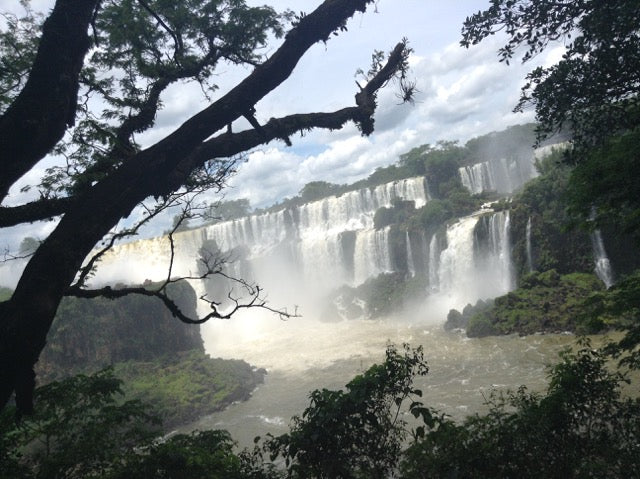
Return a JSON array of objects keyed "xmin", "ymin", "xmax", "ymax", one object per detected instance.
[
  {"xmin": 114, "ymin": 351, "xmax": 264, "ymax": 428},
  {"xmin": 446, "ymin": 270, "xmax": 604, "ymax": 337}
]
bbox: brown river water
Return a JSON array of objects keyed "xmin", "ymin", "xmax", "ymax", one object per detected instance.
[{"xmin": 184, "ymin": 313, "xmax": 581, "ymax": 447}]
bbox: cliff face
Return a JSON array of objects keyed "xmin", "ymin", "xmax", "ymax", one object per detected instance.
[
  {"xmin": 37, "ymin": 281, "xmax": 203, "ymax": 382},
  {"xmin": 31, "ymin": 280, "xmax": 266, "ymax": 428}
]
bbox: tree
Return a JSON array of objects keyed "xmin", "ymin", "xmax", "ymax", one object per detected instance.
[
  {"xmin": 113, "ymin": 429, "xmax": 267, "ymax": 479},
  {"xmin": 207, "ymin": 198, "xmax": 252, "ymax": 223},
  {"xmin": 461, "ymin": 0, "xmax": 640, "ymax": 152},
  {"xmin": 0, "ymin": 0, "xmax": 415, "ymax": 416},
  {"xmin": 298, "ymin": 181, "xmax": 342, "ymax": 203},
  {"xmin": 18, "ymin": 237, "xmax": 40, "ymax": 256},
  {"xmin": 0, "ymin": 369, "xmax": 160, "ymax": 479},
  {"xmin": 566, "ymin": 129, "xmax": 640, "ymax": 240}
]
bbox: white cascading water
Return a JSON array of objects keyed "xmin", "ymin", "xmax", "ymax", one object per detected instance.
[
  {"xmin": 435, "ymin": 216, "xmax": 478, "ymax": 294},
  {"xmin": 87, "ymin": 174, "xmax": 515, "ymax": 323},
  {"xmin": 458, "ymin": 150, "xmax": 540, "ymax": 195},
  {"xmin": 427, "ymin": 232, "xmax": 440, "ymax": 291},
  {"xmin": 481, "ymin": 210, "xmax": 513, "ymax": 295},
  {"xmin": 526, "ymin": 216, "xmax": 534, "ymax": 272},
  {"xmin": 352, "ymin": 227, "xmax": 393, "ymax": 285},
  {"xmin": 406, "ymin": 231, "xmax": 416, "ymax": 277},
  {"xmin": 419, "ymin": 211, "xmax": 512, "ymax": 319},
  {"xmin": 92, "ymin": 178, "xmax": 427, "ymax": 313},
  {"xmin": 591, "ymin": 229, "xmax": 614, "ymax": 288}
]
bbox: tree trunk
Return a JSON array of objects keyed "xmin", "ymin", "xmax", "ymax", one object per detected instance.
[{"xmin": 0, "ymin": 0, "xmax": 98, "ymax": 201}]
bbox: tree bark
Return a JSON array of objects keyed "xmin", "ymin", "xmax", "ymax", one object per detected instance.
[
  {"xmin": 0, "ymin": 197, "xmax": 75, "ymax": 227},
  {"xmin": 0, "ymin": 0, "xmax": 99, "ymax": 202}
]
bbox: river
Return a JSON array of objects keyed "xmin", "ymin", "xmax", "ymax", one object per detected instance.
[{"xmin": 185, "ymin": 312, "xmax": 577, "ymax": 447}]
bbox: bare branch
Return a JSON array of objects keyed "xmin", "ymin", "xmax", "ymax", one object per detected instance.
[
  {"xmin": 69, "ymin": 281, "xmax": 295, "ymax": 324},
  {"xmin": 69, "ymin": 260, "xmax": 297, "ymax": 325},
  {"xmin": 71, "ymin": 190, "xmax": 201, "ymax": 289},
  {"xmin": 179, "ymin": 41, "xmax": 412, "ymax": 171}
]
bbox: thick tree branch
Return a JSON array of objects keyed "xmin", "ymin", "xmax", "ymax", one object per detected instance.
[
  {"xmin": 0, "ymin": 197, "xmax": 75, "ymax": 227},
  {"xmin": 182, "ymin": 42, "xmax": 409, "ymax": 172},
  {"xmin": 0, "ymin": 0, "xmax": 99, "ymax": 202},
  {"xmin": 135, "ymin": 0, "xmax": 375, "ymax": 181}
]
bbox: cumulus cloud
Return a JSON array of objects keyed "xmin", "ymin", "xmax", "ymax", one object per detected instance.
[
  {"xmin": 225, "ymin": 148, "xmax": 305, "ymax": 207},
  {"xmin": 221, "ymin": 25, "xmax": 562, "ymax": 214}
]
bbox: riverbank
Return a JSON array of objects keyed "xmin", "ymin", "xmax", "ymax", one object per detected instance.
[{"xmin": 113, "ymin": 350, "xmax": 266, "ymax": 429}]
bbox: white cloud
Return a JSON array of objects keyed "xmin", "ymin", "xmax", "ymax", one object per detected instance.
[
  {"xmin": 221, "ymin": 25, "xmax": 561, "ymax": 212},
  {"xmin": 225, "ymin": 148, "xmax": 304, "ymax": 206}
]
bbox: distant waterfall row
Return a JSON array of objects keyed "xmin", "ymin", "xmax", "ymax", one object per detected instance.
[{"xmin": 95, "ymin": 176, "xmax": 515, "ymax": 319}]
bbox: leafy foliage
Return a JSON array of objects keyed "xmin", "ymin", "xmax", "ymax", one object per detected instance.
[
  {"xmin": 18, "ymin": 237, "xmax": 40, "ymax": 256},
  {"xmin": 265, "ymin": 344, "xmax": 429, "ymax": 479},
  {"xmin": 41, "ymin": 0, "xmax": 286, "ymax": 196},
  {"xmin": 567, "ymin": 129, "xmax": 640, "ymax": 242},
  {"xmin": 509, "ymin": 149, "xmax": 595, "ymax": 280},
  {"xmin": 447, "ymin": 269, "xmax": 604, "ymax": 337},
  {"xmin": 3, "ymin": 341, "xmax": 640, "ymax": 479},
  {"xmin": 0, "ymin": 1, "xmax": 41, "ymax": 112},
  {"xmin": 114, "ymin": 351, "xmax": 265, "ymax": 428},
  {"xmin": 402, "ymin": 344, "xmax": 640, "ymax": 478},
  {"xmin": 373, "ymin": 200, "xmax": 416, "ymax": 230},
  {"xmin": 0, "ymin": 369, "xmax": 161, "ymax": 479},
  {"xmin": 462, "ymin": 0, "xmax": 640, "ymax": 153},
  {"xmin": 0, "ymin": 366, "xmax": 266, "ymax": 478},
  {"xmin": 207, "ymin": 198, "xmax": 253, "ymax": 224},
  {"xmin": 581, "ymin": 270, "xmax": 640, "ymax": 369},
  {"xmin": 298, "ymin": 181, "xmax": 343, "ymax": 204},
  {"xmin": 37, "ymin": 281, "xmax": 203, "ymax": 381},
  {"xmin": 113, "ymin": 429, "xmax": 276, "ymax": 479}
]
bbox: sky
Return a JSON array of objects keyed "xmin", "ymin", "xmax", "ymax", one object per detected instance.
[
  {"xmin": 210, "ymin": 0, "xmax": 563, "ymax": 208},
  {"xmin": 1, "ymin": 0, "xmax": 565, "ymax": 250}
]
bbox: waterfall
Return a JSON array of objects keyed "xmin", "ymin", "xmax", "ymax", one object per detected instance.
[
  {"xmin": 353, "ymin": 227, "xmax": 392, "ymax": 285},
  {"xmin": 459, "ymin": 162, "xmax": 497, "ymax": 195},
  {"xmin": 472, "ymin": 211, "xmax": 513, "ymax": 297},
  {"xmin": 459, "ymin": 154, "xmax": 539, "ymax": 195},
  {"xmin": 494, "ymin": 211, "xmax": 513, "ymax": 293},
  {"xmin": 422, "ymin": 211, "xmax": 513, "ymax": 318},
  {"xmin": 406, "ymin": 231, "xmax": 416, "ymax": 277},
  {"xmin": 427, "ymin": 233, "xmax": 440, "ymax": 291},
  {"xmin": 90, "ymin": 178, "xmax": 428, "ymax": 311},
  {"xmin": 74, "ymin": 176, "xmax": 519, "ymax": 321},
  {"xmin": 526, "ymin": 216, "xmax": 534, "ymax": 272},
  {"xmin": 591, "ymin": 229, "xmax": 614, "ymax": 288},
  {"xmin": 437, "ymin": 216, "xmax": 478, "ymax": 293},
  {"xmin": 418, "ymin": 231, "xmax": 429, "ymax": 279}
]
